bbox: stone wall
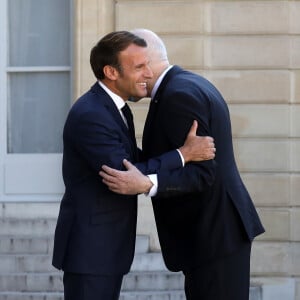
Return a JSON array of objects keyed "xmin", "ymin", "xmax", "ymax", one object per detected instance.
[{"xmin": 73, "ymin": 1, "xmax": 300, "ymax": 299}]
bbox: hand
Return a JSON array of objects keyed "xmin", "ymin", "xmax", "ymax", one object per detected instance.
[
  {"xmin": 99, "ymin": 159, "xmax": 153, "ymax": 195},
  {"xmin": 179, "ymin": 120, "xmax": 216, "ymax": 162}
]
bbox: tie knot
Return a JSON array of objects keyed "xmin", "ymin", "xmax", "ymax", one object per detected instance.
[
  {"xmin": 122, "ymin": 103, "xmax": 133, "ymax": 119},
  {"xmin": 121, "ymin": 103, "xmax": 134, "ymax": 128},
  {"xmin": 121, "ymin": 103, "xmax": 130, "ymax": 113}
]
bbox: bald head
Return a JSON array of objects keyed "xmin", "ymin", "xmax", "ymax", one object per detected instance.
[
  {"xmin": 131, "ymin": 29, "xmax": 170, "ymax": 96},
  {"xmin": 131, "ymin": 29, "xmax": 169, "ymax": 63}
]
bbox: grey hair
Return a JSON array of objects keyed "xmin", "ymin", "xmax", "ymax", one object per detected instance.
[{"xmin": 131, "ymin": 28, "xmax": 169, "ymax": 62}]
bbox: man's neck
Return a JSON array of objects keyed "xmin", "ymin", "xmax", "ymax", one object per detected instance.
[
  {"xmin": 151, "ymin": 65, "xmax": 173, "ymax": 99},
  {"xmin": 98, "ymin": 80, "xmax": 126, "ymax": 110}
]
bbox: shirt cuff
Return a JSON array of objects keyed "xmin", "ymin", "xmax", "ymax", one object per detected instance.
[
  {"xmin": 176, "ymin": 149, "xmax": 185, "ymax": 167},
  {"xmin": 145, "ymin": 174, "xmax": 158, "ymax": 197}
]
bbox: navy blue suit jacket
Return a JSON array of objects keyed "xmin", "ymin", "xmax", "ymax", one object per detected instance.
[
  {"xmin": 142, "ymin": 66, "xmax": 265, "ymax": 271},
  {"xmin": 52, "ymin": 82, "xmax": 182, "ymax": 275}
]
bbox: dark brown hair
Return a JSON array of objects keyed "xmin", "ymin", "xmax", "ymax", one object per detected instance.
[{"xmin": 90, "ymin": 31, "xmax": 147, "ymax": 80}]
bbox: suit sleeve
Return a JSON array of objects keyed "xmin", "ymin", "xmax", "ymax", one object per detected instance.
[
  {"xmin": 67, "ymin": 110, "xmax": 183, "ymax": 175},
  {"xmin": 154, "ymin": 90, "xmax": 217, "ymax": 198},
  {"xmin": 135, "ymin": 150, "xmax": 183, "ymax": 175}
]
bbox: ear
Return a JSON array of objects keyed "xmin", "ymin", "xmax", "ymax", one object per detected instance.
[{"xmin": 103, "ymin": 65, "xmax": 119, "ymax": 80}]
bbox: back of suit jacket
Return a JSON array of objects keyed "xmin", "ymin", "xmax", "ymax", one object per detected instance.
[
  {"xmin": 52, "ymin": 82, "xmax": 183, "ymax": 275},
  {"xmin": 142, "ymin": 66, "xmax": 265, "ymax": 271}
]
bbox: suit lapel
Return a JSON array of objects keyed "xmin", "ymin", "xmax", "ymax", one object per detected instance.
[
  {"xmin": 90, "ymin": 82, "xmax": 138, "ymax": 160},
  {"xmin": 143, "ymin": 66, "xmax": 183, "ymax": 150},
  {"xmin": 152, "ymin": 66, "xmax": 183, "ymax": 103},
  {"xmin": 90, "ymin": 83, "xmax": 127, "ymax": 132}
]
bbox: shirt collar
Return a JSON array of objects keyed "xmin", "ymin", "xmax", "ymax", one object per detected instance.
[
  {"xmin": 151, "ymin": 65, "xmax": 173, "ymax": 100},
  {"xmin": 98, "ymin": 81, "xmax": 125, "ymax": 110}
]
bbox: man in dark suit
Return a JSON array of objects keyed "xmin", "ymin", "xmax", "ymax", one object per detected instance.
[
  {"xmin": 100, "ymin": 29, "xmax": 265, "ymax": 300},
  {"xmin": 52, "ymin": 31, "xmax": 215, "ymax": 300}
]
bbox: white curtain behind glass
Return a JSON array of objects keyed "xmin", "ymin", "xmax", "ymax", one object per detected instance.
[
  {"xmin": 9, "ymin": 0, "xmax": 70, "ymax": 66},
  {"xmin": 8, "ymin": 0, "xmax": 71, "ymax": 153}
]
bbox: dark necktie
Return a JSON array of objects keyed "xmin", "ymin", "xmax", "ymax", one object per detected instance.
[{"xmin": 121, "ymin": 103, "xmax": 136, "ymax": 145}]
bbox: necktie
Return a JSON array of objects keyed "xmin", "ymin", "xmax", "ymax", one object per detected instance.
[{"xmin": 121, "ymin": 103, "xmax": 136, "ymax": 143}]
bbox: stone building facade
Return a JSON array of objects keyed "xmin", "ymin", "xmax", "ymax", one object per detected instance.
[
  {"xmin": 74, "ymin": 0, "xmax": 300, "ymax": 298},
  {"xmin": 0, "ymin": 0, "xmax": 299, "ymax": 299}
]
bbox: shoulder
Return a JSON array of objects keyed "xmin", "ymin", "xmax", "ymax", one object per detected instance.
[
  {"xmin": 65, "ymin": 92, "xmax": 111, "ymax": 134},
  {"xmin": 166, "ymin": 69, "xmax": 221, "ymax": 101}
]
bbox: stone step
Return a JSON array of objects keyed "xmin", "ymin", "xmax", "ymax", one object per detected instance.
[
  {"xmin": 123, "ymin": 271, "xmax": 184, "ymax": 292},
  {"xmin": 0, "ymin": 291, "xmax": 181, "ymax": 300},
  {"xmin": 0, "ymin": 236, "xmax": 53, "ymax": 254},
  {"xmin": 0, "ymin": 292, "xmax": 63, "ymax": 300},
  {"xmin": 0, "ymin": 287, "xmax": 262, "ymax": 300},
  {"xmin": 0, "ymin": 235, "xmax": 150, "ymax": 254},
  {"xmin": 131, "ymin": 253, "xmax": 167, "ymax": 272},
  {"xmin": 0, "ymin": 252, "xmax": 166, "ymax": 273},
  {"xmin": 0, "ymin": 203, "xmax": 60, "ymax": 220},
  {"xmin": 0, "ymin": 271, "xmax": 184, "ymax": 292},
  {"xmin": 0, "ymin": 219, "xmax": 57, "ymax": 236},
  {"xmin": 121, "ymin": 291, "xmax": 186, "ymax": 300},
  {"xmin": 0, "ymin": 272, "xmax": 262, "ymax": 299}
]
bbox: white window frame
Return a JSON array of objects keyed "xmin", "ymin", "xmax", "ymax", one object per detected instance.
[{"xmin": 0, "ymin": 0, "xmax": 73, "ymax": 202}]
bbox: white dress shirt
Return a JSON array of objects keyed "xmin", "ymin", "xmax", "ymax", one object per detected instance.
[{"xmin": 98, "ymin": 81, "xmax": 128, "ymax": 126}]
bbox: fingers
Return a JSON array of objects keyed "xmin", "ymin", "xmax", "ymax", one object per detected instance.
[
  {"xmin": 99, "ymin": 170, "xmax": 118, "ymax": 184},
  {"xmin": 200, "ymin": 136, "xmax": 215, "ymax": 160},
  {"xmin": 102, "ymin": 179, "xmax": 122, "ymax": 194},
  {"xmin": 122, "ymin": 159, "xmax": 134, "ymax": 170},
  {"xmin": 102, "ymin": 160, "xmax": 134, "ymax": 174},
  {"xmin": 205, "ymin": 136, "xmax": 215, "ymax": 151},
  {"xmin": 101, "ymin": 165, "xmax": 118, "ymax": 176},
  {"xmin": 188, "ymin": 120, "xmax": 198, "ymax": 137},
  {"xmin": 209, "ymin": 152, "xmax": 215, "ymax": 160},
  {"xmin": 208, "ymin": 136, "xmax": 214, "ymax": 143},
  {"xmin": 208, "ymin": 146, "xmax": 216, "ymax": 160},
  {"xmin": 202, "ymin": 136, "xmax": 214, "ymax": 144}
]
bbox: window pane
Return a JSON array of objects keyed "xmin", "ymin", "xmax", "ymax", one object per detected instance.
[
  {"xmin": 8, "ymin": 73, "xmax": 70, "ymax": 153},
  {"xmin": 8, "ymin": 0, "xmax": 70, "ymax": 66}
]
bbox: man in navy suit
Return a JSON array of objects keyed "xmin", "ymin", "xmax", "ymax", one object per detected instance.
[
  {"xmin": 52, "ymin": 31, "xmax": 216, "ymax": 300},
  {"xmin": 100, "ymin": 29, "xmax": 265, "ymax": 300}
]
